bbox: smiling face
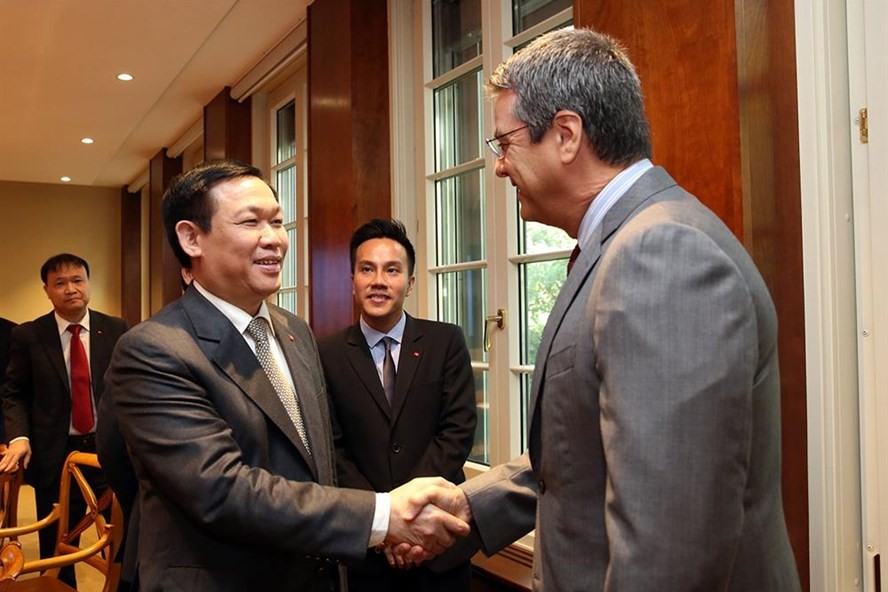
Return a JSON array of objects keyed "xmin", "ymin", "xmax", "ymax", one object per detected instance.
[
  {"xmin": 43, "ymin": 263, "xmax": 90, "ymax": 323},
  {"xmin": 182, "ymin": 176, "xmax": 288, "ymax": 315},
  {"xmin": 492, "ymin": 90, "xmax": 563, "ymax": 226},
  {"xmin": 352, "ymin": 238, "xmax": 415, "ymax": 333}
]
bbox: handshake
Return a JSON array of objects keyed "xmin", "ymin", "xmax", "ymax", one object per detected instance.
[{"xmin": 384, "ymin": 476, "xmax": 473, "ymax": 569}]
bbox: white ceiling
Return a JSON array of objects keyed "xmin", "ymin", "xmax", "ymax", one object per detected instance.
[{"xmin": 0, "ymin": 0, "xmax": 310, "ymax": 188}]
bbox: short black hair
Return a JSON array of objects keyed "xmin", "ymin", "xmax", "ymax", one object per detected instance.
[
  {"xmin": 41, "ymin": 253, "xmax": 90, "ymax": 284},
  {"xmin": 349, "ymin": 219, "xmax": 416, "ymax": 276},
  {"xmin": 162, "ymin": 159, "xmax": 274, "ymax": 268}
]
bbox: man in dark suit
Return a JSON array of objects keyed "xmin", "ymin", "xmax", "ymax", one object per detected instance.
[
  {"xmin": 0, "ymin": 253, "xmax": 128, "ymax": 586},
  {"xmin": 0, "ymin": 317, "xmax": 16, "ymax": 444},
  {"xmin": 425, "ymin": 29, "xmax": 801, "ymax": 590},
  {"xmin": 318, "ymin": 219, "xmax": 477, "ymax": 592},
  {"xmin": 101, "ymin": 159, "xmax": 469, "ymax": 591}
]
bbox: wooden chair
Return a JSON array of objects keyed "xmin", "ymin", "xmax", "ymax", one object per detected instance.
[
  {"xmin": 0, "ymin": 541, "xmax": 25, "ymax": 590},
  {"xmin": 0, "ymin": 469, "xmax": 23, "ymax": 531},
  {"xmin": 0, "ymin": 452, "xmax": 123, "ymax": 592}
]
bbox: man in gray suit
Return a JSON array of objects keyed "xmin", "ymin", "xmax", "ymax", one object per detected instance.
[
  {"xmin": 102, "ymin": 160, "xmax": 468, "ymax": 591},
  {"xmin": 423, "ymin": 28, "xmax": 801, "ymax": 591}
]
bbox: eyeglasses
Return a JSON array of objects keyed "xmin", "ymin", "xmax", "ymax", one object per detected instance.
[{"xmin": 485, "ymin": 124, "xmax": 529, "ymax": 158}]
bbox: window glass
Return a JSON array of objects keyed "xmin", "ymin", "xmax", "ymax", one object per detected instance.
[
  {"xmin": 435, "ymin": 169, "xmax": 486, "ymax": 265},
  {"xmin": 432, "ymin": 0, "xmax": 482, "ymax": 77},
  {"xmin": 434, "ymin": 70, "xmax": 483, "ymax": 171},
  {"xmin": 513, "ymin": 0, "xmax": 572, "ymax": 35}
]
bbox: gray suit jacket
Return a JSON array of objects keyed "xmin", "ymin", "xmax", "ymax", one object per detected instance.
[
  {"xmin": 461, "ymin": 167, "xmax": 800, "ymax": 591},
  {"xmin": 105, "ymin": 287, "xmax": 376, "ymax": 591}
]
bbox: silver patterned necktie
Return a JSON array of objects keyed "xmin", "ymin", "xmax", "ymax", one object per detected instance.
[
  {"xmin": 382, "ymin": 336, "xmax": 396, "ymax": 406},
  {"xmin": 246, "ymin": 317, "xmax": 311, "ymax": 454}
]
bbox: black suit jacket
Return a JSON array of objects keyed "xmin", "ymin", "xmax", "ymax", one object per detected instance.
[
  {"xmin": 0, "ymin": 317, "xmax": 17, "ymax": 443},
  {"xmin": 318, "ymin": 315, "xmax": 477, "ymax": 492},
  {"xmin": 2, "ymin": 309, "xmax": 127, "ymax": 489},
  {"xmin": 105, "ymin": 287, "xmax": 376, "ymax": 591},
  {"xmin": 318, "ymin": 315, "xmax": 476, "ymax": 591}
]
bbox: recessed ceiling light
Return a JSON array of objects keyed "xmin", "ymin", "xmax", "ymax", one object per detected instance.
[
  {"xmin": 60, "ymin": 176, "xmax": 71, "ymax": 182},
  {"xmin": 81, "ymin": 137, "xmax": 94, "ymax": 144},
  {"xmin": 117, "ymin": 73, "xmax": 134, "ymax": 82}
]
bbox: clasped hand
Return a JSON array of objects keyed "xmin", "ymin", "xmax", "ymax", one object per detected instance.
[{"xmin": 384, "ymin": 476, "xmax": 473, "ymax": 569}]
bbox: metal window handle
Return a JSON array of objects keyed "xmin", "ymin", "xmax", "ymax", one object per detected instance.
[{"xmin": 484, "ymin": 308, "xmax": 506, "ymax": 353}]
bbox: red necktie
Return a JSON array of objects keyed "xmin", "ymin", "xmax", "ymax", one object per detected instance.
[
  {"xmin": 567, "ymin": 244, "xmax": 582, "ymax": 275},
  {"xmin": 67, "ymin": 324, "xmax": 94, "ymax": 433}
]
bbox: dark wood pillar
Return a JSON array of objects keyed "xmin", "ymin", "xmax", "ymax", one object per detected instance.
[
  {"xmin": 148, "ymin": 150, "xmax": 182, "ymax": 313},
  {"xmin": 204, "ymin": 87, "xmax": 252, "ymax": 163},
  {"xmin": 120, "ymin": 187, "xmax": 142, "ymax": 326},
  {"xmin": 307, "ymin": 0, "xmax": 391, "ymax": 338},
  {"xmin": 575, "ymin": 0, "xmax": 808, "ymax": 587}
]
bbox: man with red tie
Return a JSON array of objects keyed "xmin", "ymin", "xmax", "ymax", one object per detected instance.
[{"xmin": 0, "ymin": 253, "xmax": 127, "ymax": 587}]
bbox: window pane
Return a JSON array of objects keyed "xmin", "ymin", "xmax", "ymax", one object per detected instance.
[
  {"xmin": 434, "ymin": 70, "xmax": 482, "ymax": 171},
  {"xmin": 282, "ymin": 228, "xmax": 297, "ymax": 287},
  {"xmin": 518, "ymin": 372, "xmax": 532, "ymax": 454},
  {"xmin": 437, "ymin": 268, "xmax": 487, "ymax": 362},
  {"xmin": 512, "ymin": 0, "xmax": 571, "ymax": 35},
  {"xmin": 469, "ymin": 369, "xmax": 489, "ymax": 465},
  {"xmin": 432, "ymin": 0, "xmax": 482, "ymax": 77},
  {"xmin": 519, "ymin": 259, "xmax": 565, "ymax": 364},
  {"xmin": 276, "ymin": 289, "xmax": 296, "ymax": 313},
  {"xmin": 518, "ymin": 219, "xmax": 574, "ymax": 255},
  {"xmin": 276, "ymin": 100, "xmax": 296, "ymax": 163},
  {"xmin": 276, "ymin": 164, "xmax": 296, "ymax": 225},
  {"xmin": 435, "ymin": 169, "xmax": 485, "ymax": 265}
]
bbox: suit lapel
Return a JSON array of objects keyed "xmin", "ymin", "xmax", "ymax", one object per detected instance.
[
  {"xmin": 390, "ymin": 315, "xmax": 421, "ymax": 420},
  {"xmin": 182, "ymin": 290, "xmax": 317, "ymax": 478},
  {"xmin": 88, "ymin": 311, "xmax": 112, "ymax": 399},
  {"xmin": 527, "ymin": 167, "xmax": 678, "ymax": 453},
  {"xmin": 36, "ymin": 313, "xmax": 68, "ymax": 390},
  {"xmin": 345, "ymin": 325, "xmax": 392, "ymax": 420}
]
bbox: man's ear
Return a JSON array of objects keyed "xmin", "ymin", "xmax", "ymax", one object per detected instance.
[
  {"xmin": 552, "ymin": 109, "xmax": 584, "ymax": 164},
  {"xmin": 175, "ymin": 220, "xmax": 203, "ymax": 259},
  {"xmin": 406, "ymin": 275, "xmax": 416, "ymax": 297}
]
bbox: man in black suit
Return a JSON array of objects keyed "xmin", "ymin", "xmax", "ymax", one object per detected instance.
[
  {"xmin": 101, "ymin": 160, "xmax": 469, "ymax": 591},
  {"xmin": 318, "ymin": 219, "xmax": 477, "ymax": 592},
  {"xmin": 0, "ymin": 253, "xmax": 128, "ymax": 586},
  {"xmin": 0, "ymin": 317, "xmax": 17, "ymax": 444}
]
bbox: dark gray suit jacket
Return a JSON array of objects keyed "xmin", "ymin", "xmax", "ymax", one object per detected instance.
[
  {"xmin": 459, "ymin": 167, "xmax": 801, "ymax": 591},
  {"xmin": 2, "ymin": 309, "xmax": 127, "ymax": 489},
  {"xmin": 105, "ymin": 287, "xmax": 376, "ymax": 591}
]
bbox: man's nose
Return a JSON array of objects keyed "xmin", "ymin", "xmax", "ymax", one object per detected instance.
[{"xmin": 494, "ymin": 158, "xmax": 508, "ymax": 178}]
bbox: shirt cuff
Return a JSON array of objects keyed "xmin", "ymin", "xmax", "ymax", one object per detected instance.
[
  {"xmin": 8, "ymin": 436, "xmax": 29, "ymax": 444},
  {"xmin": 368, "ymin": 492, "xmax": 391, "ymax": 548}
]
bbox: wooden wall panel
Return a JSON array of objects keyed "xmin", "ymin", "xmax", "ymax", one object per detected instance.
[
  {"xmin": 307, "ymin": 0, "xmax": 391, "ymax": 338},
  {"xmin": 735, "ymin": 0, "xmax": 808, "ymax": 587},
  {"xmin": 148, "ymin": 150, "xmax": 182, "ymax": 313},
  {"xmin": 576, "ymin": 0, "xmax": 808, "ymax": 587},
  {"xmin": 575, "ymin": 0, "xmax": 743, "ymax": 234},
  {"xmin": 204, "ymin": 87, "xmax": 252, "ymax": 164},
  {"xmin": 120, "ymin": 187, "xmax": 141, "ymax": 326}
]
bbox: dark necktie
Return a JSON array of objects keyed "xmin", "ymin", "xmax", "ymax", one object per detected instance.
[
  {"xmin": 382, "ymin": 337, "xmax": 396, "ymax": 405},
  {"xmin": 246, "ymin": 317, "xmax": 311, "ymax": 453},
  {"xmin": 67, "ymin": 324, "xmax": 94, "ymax": 433},
  {"xmin": 567, "ymin": 244, "xmax": 582, "ymax": 275}
]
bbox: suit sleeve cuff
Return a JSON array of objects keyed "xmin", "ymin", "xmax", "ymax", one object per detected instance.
[{"xmin": 368, "ymin": 492, "xmax": 391, "ymax": 548}]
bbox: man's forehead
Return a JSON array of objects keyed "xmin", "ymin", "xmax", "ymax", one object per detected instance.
[{"xmin": 47, "ymin": 264, "xmax": 86, "ymax": 279}]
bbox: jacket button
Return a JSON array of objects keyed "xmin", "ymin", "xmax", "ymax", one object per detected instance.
[
  {"xmin": 538, "ymin": 479, "xmax": 546, "ymax": 494},
  {"xmin": 391, "ymin": 443, "xmax": 402, "ymax": 453}
]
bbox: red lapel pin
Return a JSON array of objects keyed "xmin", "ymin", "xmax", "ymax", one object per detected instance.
[
  {"xmin": 287, "ymin": 334, "xmax": 295, "ymax": 342},
  {"xmin": 413, "ymin": 351, "xmax": 420, "ymax": 357},
  {"xmin": 96, "ymin": 330, "xmax": 104, "ymax": 335}
]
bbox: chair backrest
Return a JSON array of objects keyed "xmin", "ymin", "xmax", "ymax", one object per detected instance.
[
  {"xmin": 0, "ymin": 452, "xmax": 123, "ymax": 592},
  {"xmin": 0, "ymin": 470, "xmax": 22, "ymax": 532}
]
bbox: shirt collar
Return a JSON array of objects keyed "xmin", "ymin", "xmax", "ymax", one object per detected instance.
[
  {"xmin": 359, "ymin": 312, "xmax": 406, "ymax": 348},
  {"xmin": 576, "ymin": 158, "xmax": 653, "ymax": 250},
  {"xmin": 55, "ymin": 309, "xmax": 90, "ymax": 335},
  {"xmin": 193, "ymin": 281, "xmax": 274, "ymax": 337}
]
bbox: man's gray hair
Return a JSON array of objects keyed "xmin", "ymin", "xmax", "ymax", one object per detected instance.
[{"xmin": 486, "ymin": 28, "xmax": 651, "ymax": 166}]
